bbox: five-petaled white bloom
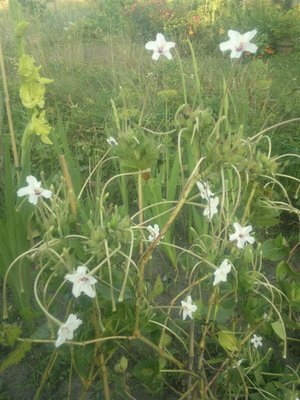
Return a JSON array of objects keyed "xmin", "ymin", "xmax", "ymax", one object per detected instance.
[
  {"xmin": 17, "ymin": 175, "xmax": 52, "ymax": 205},
  {"xmin": 213, "ymin": 259, "xmax": 232, "ymax": 286},
  {"xmin": 196, "ymin": 181, "xmax": 214, "ymax": 200},
  {"xmin": 147, "ymin": 224, "xmax": 161, "ymax": 242},
  {"xmin": 204, "ymin": 196, "xmax": 219, "ymax": 221},
  {"xmin": 250, "ymin": 334, "xmax": 263, "ymax": 349},
  {"xmin": 55, "ymin": 314, "xmax": 82, "ymax": 347},
  {"xmin": 65, "ymin": 266, "xmax": 97, "ymax": 298},
  {"xmin": 181, "ymin": 296, "xmax": 197, "ymax": 320},
  {"xmin": 107, "ymin": 136, "xmax": 118, "ymax": 146},
  {"xmin": 219, "ymin": 29, "xmax": 258, "ymax": 59},
  {"xmin": 229, "ymin": 222, "xmax": 255, "ymax": 249},
  {"xmin": 145, "ymin": 33, "xmax": 175, "ymax": 60}
]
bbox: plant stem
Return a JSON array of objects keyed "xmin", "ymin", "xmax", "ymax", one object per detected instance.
[
  {"xmin": 138, "ymin": 171, "xmax": 144, "ymax": 256},
  {"xmin": 198, "ymin": 288, "xmax": 218, "ymax": 396},
  {"xmin": 0, "ymin": 37, "xmax": 20, "ymax": 177},
  {"xmin": 59, "ymin": 154, "xmax": 77, "ymax": 216},
  {"xmin": 33, "ymin": 352, "xmax": 58, "ymax": 400},
  {"xmin": 134, "ymin": 157, "xmax": 205, "ymax": 336}
]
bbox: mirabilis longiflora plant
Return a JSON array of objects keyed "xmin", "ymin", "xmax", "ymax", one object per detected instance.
[{"xmin": 2, "ymin": 27, "xmax": 299, "ymax": 400}]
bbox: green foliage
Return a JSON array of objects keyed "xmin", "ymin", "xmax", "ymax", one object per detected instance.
[
  {"xmin": 0, "ymin": 2, "xmax": 300, "ymax": 399},
  {"xmin": 0, "ymin": 342, "xmax": 31, "ymax": 374},
  {"xmin": 262, "ymin": 234, "xmax": 289, "ymax": 261},
  {"xmin": 0, "ymin": 324, "xmax": 22, "ymax": 347}
]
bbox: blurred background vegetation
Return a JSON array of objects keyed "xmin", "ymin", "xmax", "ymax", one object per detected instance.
[{"xmin": 0, "ymin": 0, "xmax": 300, "ymax": 198}]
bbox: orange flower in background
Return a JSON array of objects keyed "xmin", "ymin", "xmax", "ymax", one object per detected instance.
[{"xmin": 265, "ymin": 46, "xmax": 274, "ymax": 55}]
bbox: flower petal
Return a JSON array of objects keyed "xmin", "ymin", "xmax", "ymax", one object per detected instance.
[
  {"xmin": 42, "ymin": 189, "xmax": 52, "ymax": 199},
  {"xmin": 230, "ymin": 50, "xmax": 243, "ymax": 59},
  {"xmin": 17, "ymin": 186, "xmax": 33, "ymax": 197},
  {"xmin": 145, "ymin": 41, "xmax": 157, "ymax": 50},
  {"xmin": 244, "ymin": 43, "xmax": 258, "ymax": 54},
  {"xmin": 26, "ymin": 175, "xmax": 40, "ymax": 187},
  {"xmin": 66, "ymin": 314, "xmax": 82, "ymax": 330},
  {"xmin": 28, "ymin": 194, "xmax": 38, "ymax": 205},
  {"xmin": 164, "ymin": 51, "xmax": 173, "ymax": 60},
  {"xmin": 228, "ymin": 30, "xmax": 241, "ymax": 46},
  {"xmin": 156, "ymin": 33, "xmax": 166, "ymax": 45},
  {"xmin": 233, "ymin": 222, "xmax": 242, "ymax": 232},
  {"xmin": 152, "ymin": 51, "xmax": 160, "ymax": 61},
  {"xmin": 242, "ymin": 29, "xmax": 257, "ymax": 42},
  {"xmin": 163, "ymin": 41, "xmax": 176, "ymax": 50},
  {"xmin": 247, "ymin": 236, "xmax": 255, "ymax": 245},
  {"xmin": 219, "ymin": 40, "xmax": 235, "ymax": 52}
]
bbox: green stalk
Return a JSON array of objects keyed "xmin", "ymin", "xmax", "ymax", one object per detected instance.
[
  {"xmin": 138, "ymin": 171, "xmax": 144, "ymax": 256},
  {"xmin": 176, "ymin": 49, "xmax": 188, "ymax": 105},
  {"xmin": 197, "ymin": 288, "xmax": 218, "ymax": 397},
  {"xmin": 0, "ymin": 37, "xmax": 20, "ymax": 177},
  {"xmin": 33, "ymin": 352, "xmax": 58, "ymax": 400},
  {"xmin": 134, "ymin": 157, "xmax": 205, "ymax": 336}
]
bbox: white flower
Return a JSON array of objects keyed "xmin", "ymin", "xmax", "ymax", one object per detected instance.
[
  {"xmin": 107, "ymin": 136, "xmax": 118, "ymax": 146},
  {"xmin": 145, "ymin": 33, "xmax": 175, "ymax": 61},
  {"xmin": 55, "ymin": 314, "xmax": 82, "ymax": 347},
  {"xmin": 147, "ymin": 224, "xmax": 161, "ymax": 242},
  {"xmin": 229, "ymin": 222, "xmax": 255, "ymax": 249},
  {"xmin": 196, "ymin": 181, "xmax": 214, "ymax": 200},
  {"xmin": 181, "ymin": 295, "xmax": 197, "ymax": 320},
  {"xmin": 219, "ymin": 29, "xmax": 258, "ymax": 59},
  {"xmin": 203, "ymin": 196, "xmax": 219, "ymax": 221},
  {"xmin": 65, "ymin": 266, "xmax": 97, "ymax": 298},
  {"xmin": 17, "ymin": 175, "xmax": 52, "ymax": 205},
  {"xmin": 250, "ymin": 334, "xmax": 263, "ymax": 349},
  {"xmin": 213, "ymin": 259, "xmax": 232, "ymax": 286}
]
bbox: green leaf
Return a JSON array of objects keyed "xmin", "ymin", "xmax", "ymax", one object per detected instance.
[
  {"xmin": 150, "ymin": 274, "xmax": 164, "ymax": 300},
  {"xmin": 133, "ymin": 360, "xmax": 159, "ymax": 384},
  {"xmin": 114, "ymin": 356, "xmax": 128, "ymax": 374},
  {"xmin": 276, "ymin": 261, "xmax": 299, "ymax": 282},
  {"xmin": 251, "ymin": 206, "xmax": 279, "ymax": 228},
  {"xmin": 271, "ymin": 320, "xmax": 286, "ymax": 341},
  {"xmin": 0, "ymin": 342, "xmax": 31, "ymax": 373},
  {"xmin": 0, "ymin": 324, "xmax": 22, "ymax": 346},
  {"xmin": 31, "ymin": 323, "xmax": 51, "ymax": 340},
  {"xmin": 261, "ymin": 234, "xmax": 289, "ymax": 261},
  {"xmin": 217, "ymin": 330, "xmax": 239, "ymax": 353}
]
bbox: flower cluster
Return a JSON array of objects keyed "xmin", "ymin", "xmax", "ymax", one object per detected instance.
[
  {"xmin": 146, "ymin": 223, "xmax": 164, "ymax": 244},
  {"xmin": 145, "ymin": 29, "xmax": 258, "ymax": 62},
  {"xmin": 18, "ymin": 54, "xmax": 53, "ymax": 144},
  {"xmin": 19, "ymin": 26, "xmax": 260, "ymax": 352},
  {"xmin": 196, "ymin": 181, "xmax": 219, "ymax": 221}
]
